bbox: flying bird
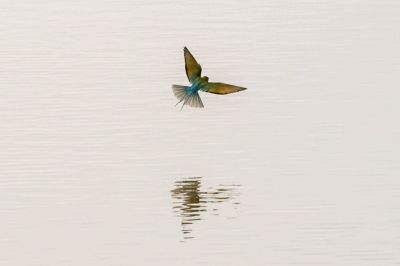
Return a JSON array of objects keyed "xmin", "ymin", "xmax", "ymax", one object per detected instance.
[{"xmin": 172, "ymin": 47, "xmax": 246, "ymax": 109}]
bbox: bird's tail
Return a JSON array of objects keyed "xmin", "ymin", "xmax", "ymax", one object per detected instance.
[{"xmin": 172, "ymin": 85, "xmax": 204, "ymax": 110}]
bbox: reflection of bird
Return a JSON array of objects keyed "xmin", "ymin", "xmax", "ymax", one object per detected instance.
[
  {"xmin": 171, "ymin": 178, "xmax": 205, "ymax": 238},
  {"xmin": 172, "ymin": 47, "xmax": 247, "ymax": 109},
  {"xmin": 171, "ymin": 177, "xmax": 241, "ymax": 240}
]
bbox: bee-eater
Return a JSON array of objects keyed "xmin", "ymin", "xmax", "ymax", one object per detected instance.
[{"xmin": 173, "ymin": 47, "xmax": 246, "ymax": 109}]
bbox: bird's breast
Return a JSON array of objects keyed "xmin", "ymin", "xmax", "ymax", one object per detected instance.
[{"xmin": 187, "ymin": 84, "xmax": 200, "ymax": 95}]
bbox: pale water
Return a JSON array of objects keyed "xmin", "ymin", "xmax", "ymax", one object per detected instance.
[{"xmin": 1, "ymin": 0, "xmax": 400, "ymax": 265}]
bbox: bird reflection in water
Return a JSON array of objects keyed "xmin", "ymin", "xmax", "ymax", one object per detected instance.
[{"xmin": 171, "ymin": 176, "xmax": 240, "ymax": 240}]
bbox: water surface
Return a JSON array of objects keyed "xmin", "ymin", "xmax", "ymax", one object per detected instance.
[{"xmin": 1, "ymin": 0, "xmax": 400, "ymax": 265}]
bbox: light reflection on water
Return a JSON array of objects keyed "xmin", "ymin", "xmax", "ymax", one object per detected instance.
[{"xmin": 171, "ymin": 177, "xmax": 241, "ymax": 240}]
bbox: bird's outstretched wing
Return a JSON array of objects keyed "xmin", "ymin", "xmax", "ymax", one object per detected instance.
[
  {"xmin": 205, "ymin": 82, "xmax": 247, "ymax": 94},
  {"xmin": 184, "ymin": 47, "xmax": 202, "ymax": 83}
]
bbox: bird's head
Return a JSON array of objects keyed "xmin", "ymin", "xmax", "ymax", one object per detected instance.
[{"xmin": 202, "ymin": 76, "xmax": 209, "ymax": 82}]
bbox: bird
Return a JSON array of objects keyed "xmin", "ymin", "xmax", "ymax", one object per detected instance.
[{"xmin": 172, "ymin": 47, "xmax": 246, "ymax": 109}]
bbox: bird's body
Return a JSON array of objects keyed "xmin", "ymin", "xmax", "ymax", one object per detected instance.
[
  {"xmin": 173, "ymin": 47, "xmax": 246, "ymax": 109},
  {"xmin": 186, "ymin": 77, "xmax": 208, "ymax": 94}
]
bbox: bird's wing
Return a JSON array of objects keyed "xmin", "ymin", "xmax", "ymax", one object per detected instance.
[
  {"xmin": 205, "ymin": 82, "xmax": 247, "ymax": 94},
  {"xmin": 184, "ymin": 47, "xmax": 202, "ymax": 83}
]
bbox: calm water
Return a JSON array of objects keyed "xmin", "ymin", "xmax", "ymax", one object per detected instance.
[{"xmin": 1, "ymin": 0, "xmax": 400, "ymax": 265}]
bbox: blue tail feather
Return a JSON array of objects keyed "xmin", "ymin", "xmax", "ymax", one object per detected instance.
[{"xmin": 172, "ymin": 85, "xmax": 204, "ymax": 109}]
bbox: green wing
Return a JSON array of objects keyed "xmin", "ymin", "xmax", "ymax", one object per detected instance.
[
  {"xmin": 205, "ymin": 82, "xmax": 247, "ymax": 94},
  {"xmin": 184, "ymin": 47, "xmax": 202, "ymax": 83}
]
